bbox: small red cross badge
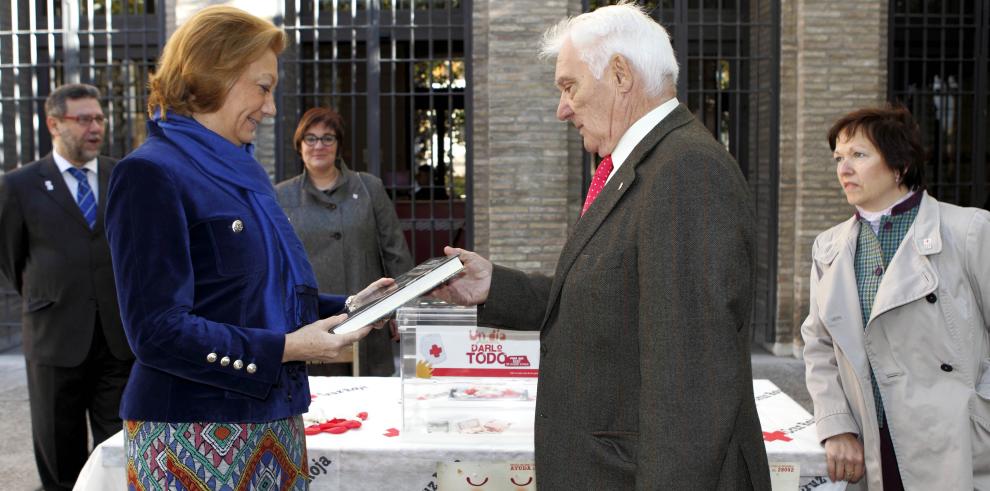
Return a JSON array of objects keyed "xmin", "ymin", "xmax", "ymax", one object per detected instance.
[
  {"xmin": 429, "ymin": 344, "xmax": 443, "ymax": 358},
  {"xmin": 762, "ymin": 431, "xmax": 792, "ymax": 442}
]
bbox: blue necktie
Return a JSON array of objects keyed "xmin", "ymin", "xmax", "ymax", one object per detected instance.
[{"xmin": 66, "ymin": 167, "xmax": 96, "ymax": 228}]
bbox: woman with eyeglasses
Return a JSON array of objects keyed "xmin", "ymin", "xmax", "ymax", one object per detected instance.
[{"xmin": 276, "ymin": 107, "xmax": 413, "ymax": 377}]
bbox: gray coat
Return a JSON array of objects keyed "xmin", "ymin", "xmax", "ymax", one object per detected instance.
[
  {"xmin": 276, "ymin": 161, "xmax": 413, "ymax": 375},
  {"xmin": 479, "ymin": 104, "xmax": 771, "ymax": 490}
]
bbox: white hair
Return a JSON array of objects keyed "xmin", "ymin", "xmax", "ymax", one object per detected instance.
[{"xmin": 539, "ymin": 1, "xmax": 678, "ymax": 98}]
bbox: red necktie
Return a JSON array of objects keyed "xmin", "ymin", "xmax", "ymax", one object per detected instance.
[{"xmin": 581, "ymin": 155, "xmax": 614, "ymax": 216}]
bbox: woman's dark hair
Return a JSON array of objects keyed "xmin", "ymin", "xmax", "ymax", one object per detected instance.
[
  {"xmin": 827, "ymin": 104, "xmax": 927, "ymax": 191},
  {"xmin": 293, "ymin": 106, "xmax": 345, "ymax": 155}
]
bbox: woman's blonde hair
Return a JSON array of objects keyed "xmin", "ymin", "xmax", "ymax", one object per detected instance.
[{"xmin": 147, "ymin": 6, "xmax": 286, "ymax": 117}]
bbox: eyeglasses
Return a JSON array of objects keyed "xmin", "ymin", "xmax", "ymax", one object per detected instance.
[
  {"xmin": 61, "ymin": 114, "xmax": 106, "ymax": 126},
  {"xmin": 302, "ymin": 134, "xmax": 338, "ymax": 147}
]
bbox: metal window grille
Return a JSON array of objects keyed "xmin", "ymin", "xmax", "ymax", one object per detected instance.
[
  {"xmin": 586, "ymin": 0, "xmax": 780, "ymax": 342},
  {"xmin": 274, "ymin": 0, "xmax": 472, "ymax": 264},
  {"xmin": 0, "ymin": 0, "xmax": 164, "ymax": 348},
  {"xmin": 888, "ymin": 0, "xmax": 989, "ymax": 209}
]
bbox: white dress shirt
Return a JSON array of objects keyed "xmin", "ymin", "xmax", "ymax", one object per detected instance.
[
  {"xmin": 53, "ymin": 150, "xmax": 99, "ymax": 204},
  {"xmin": 605, "ymin": 97, "xmax": 680, "ymax": 185}
]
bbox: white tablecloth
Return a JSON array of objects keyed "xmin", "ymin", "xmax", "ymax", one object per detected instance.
[{"xmin": 74, "ymin": 378, "xmax": 842, "ymax": 490}]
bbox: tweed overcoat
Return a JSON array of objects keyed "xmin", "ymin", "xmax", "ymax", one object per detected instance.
[
  {"xmin": 802, "ymin": 193, "xmax": 990, "ymax": 490},
  {"xmin": 479, "ymin": 104, "xmax": 771, "ymax": 490},
  {"xmin": 276, "ymin": 162, "xmax": 413, "ymax": 375}
]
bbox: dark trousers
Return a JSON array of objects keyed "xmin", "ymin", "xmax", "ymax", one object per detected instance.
[
  {"xmin": 879, "ymin": 414, "xmax": 905, "ymax": 491},
  {"xmin": 25, "ymin": 320, "xmax": 132, "ymax": 491}
]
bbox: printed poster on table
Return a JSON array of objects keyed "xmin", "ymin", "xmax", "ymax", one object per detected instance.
[
  {"xmin": 436, "ymin": 461, "xmax": 537, "ymax": 490},
  {"xmin": 416, "ymin": 326, "xmax": 540, "ymax": 378},
  {"xmin": 769, "ymin": 462, "xmax": 799, "ymax": 490}
]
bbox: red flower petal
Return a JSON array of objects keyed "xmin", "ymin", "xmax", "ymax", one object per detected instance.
[{"xmin": 357, "ymin": 411, "xmax": 368, "ymax": 421}]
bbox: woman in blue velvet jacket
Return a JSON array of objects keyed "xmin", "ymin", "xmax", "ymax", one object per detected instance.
[{"xmin": 104, "ymin": 7, "xmax": 383, "ymax": 489}]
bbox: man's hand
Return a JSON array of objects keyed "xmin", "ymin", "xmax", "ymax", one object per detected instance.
[
  {"xmin": 431, "ymin": 246, "xmax": 493, "ymax": 306},
  {"xmin": 282, "ymin": 314, "xmax": 373, "ymax": 363},
  {"xmin": 824, "ymin": 433, "xmax": 864, "ymax": 483}
]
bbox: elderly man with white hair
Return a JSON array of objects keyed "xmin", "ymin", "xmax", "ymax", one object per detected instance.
[{"xmin": 435, "ymin": 2, "xmax": 771, "ymax": 489}]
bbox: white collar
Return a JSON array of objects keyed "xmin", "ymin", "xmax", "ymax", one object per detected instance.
[
  {"xmin": 855, "ymin": 191, "xmax": 914, "ymax": 223},
  {"xmin": 53, "ymin": 149, "xmax": 98, "ymax": 175},
  {"xmin": 610, "ymin": 97, "xmax": 680, "ymax": 169}
]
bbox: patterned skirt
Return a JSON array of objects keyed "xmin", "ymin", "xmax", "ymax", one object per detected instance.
[{"xmin": 124, "ymin": 416, "xmax": 309, "ymax": 491}]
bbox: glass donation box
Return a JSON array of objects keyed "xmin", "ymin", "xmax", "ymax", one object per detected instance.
[{"xmin": 397, "ymin": 299, "xmax": 540, "ymax": 443}]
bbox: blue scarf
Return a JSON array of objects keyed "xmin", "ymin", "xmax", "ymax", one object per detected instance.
[{"xmin": 151, "ymin": 111, "xmax": 319, "ymax": 332}]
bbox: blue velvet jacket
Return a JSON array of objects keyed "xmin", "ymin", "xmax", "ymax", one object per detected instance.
[{"xmin": 106, "ymin": 124, "xmax": 343, "ymax": 423}]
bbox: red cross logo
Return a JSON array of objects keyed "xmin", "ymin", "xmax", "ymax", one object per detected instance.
[
  {"xmin": 762, "ymin": 431, "xmax": 792, "ymax": 442},
  {"xmin": 429, "ymin": 344, "xmax": 443, "ymax": 358}
]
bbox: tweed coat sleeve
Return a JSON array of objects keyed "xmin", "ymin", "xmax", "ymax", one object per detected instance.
[
  {"xmin": 634, "ymin": 141, "xmax": 766, "ymax": 488},
  {"xmin": 801, "ymin": 235, "xmax": 861, "ymax": 442},
  {"xmin": 0, "ymin": 171, "xmax": 26, "ymax": 294},
  {"xmin": 477, "ymin": 264, "xmax": 551, "ymax": 331},
  {"xmin": 361, "ymin": 173, "xmax": 413, "ymax": 277}
]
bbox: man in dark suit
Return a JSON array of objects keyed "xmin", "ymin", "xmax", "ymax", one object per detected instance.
[
  {"xmin": 0, "ymin": 84, "xmax": 133, "ymax": 491},
  {"xmin": 436, "ymin": 4, "xmax": 770, "ymax": 489}
]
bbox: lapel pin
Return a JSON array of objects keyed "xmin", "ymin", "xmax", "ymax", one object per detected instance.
[
  {"xmin": 922, "ymin": 238, "xmax": 933, "ymax": 250},
  {"xmin": 617, "ymin": 182, "xmax": 624, "ymax": 191},
  {"xmin": 352, "ymin": 193, "xmax": 359, "ymax": 200},
  {"xmin": 44, "ymin": 180, "xmax": 54, "ymax": 191}
]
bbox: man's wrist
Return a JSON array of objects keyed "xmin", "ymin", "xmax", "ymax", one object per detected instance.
[{"xmin": 344, "ymin": 295, "xmax": 356, "ymax": 313}]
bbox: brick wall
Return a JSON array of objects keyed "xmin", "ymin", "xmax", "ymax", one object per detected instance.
[
  {"xmin": 774, "ymin": 0, "xmax": 798, "ymax": 353},
  {"xmin": 777, "ymin": 0, "xmax": 887, "ymax": 355},
  {"xmin": 471, "ymin": 0, "xmax": 583, "ymax": 274}
]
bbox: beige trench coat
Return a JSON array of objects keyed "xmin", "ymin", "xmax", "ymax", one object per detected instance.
[{"xmin": 802, "ymin": 192, "xmax": 990, "ymax": 490}]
